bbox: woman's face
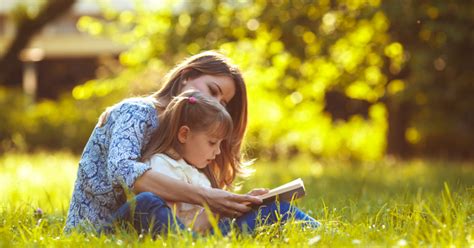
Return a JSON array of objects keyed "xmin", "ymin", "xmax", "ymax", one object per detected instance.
[{"xmin": 181, "ymin": 75, "xmax": 236, "ymax": 107}]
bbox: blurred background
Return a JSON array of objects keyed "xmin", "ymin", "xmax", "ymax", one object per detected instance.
[{"xmin": 0, "ymin": 0, "xmax": 473, "ymax": 161}]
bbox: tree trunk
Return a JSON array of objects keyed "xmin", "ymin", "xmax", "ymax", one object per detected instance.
[
  {"xmin": 0, "ymin": 0, "xmax": 76, "ymax": 85},
  {"xmin": 386, "ymin": 99, "xmax": 412, "ymax": 158}
]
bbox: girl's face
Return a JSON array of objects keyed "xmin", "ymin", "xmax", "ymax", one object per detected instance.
[
  {"xmin": 178, "ymin": 127, "xmax": 222, "ymax": 169},
  {"xmin": 181, "ymin": 75, "xmax": 236, "ymax": 107}
]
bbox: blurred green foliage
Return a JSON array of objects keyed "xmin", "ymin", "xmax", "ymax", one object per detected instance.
[
  {"xmin": 76, "ymin": 0, "xmax": 396, "ymax": 160},
  {"xmin": 0, "ymin": 86, "xmax": 120, "ymax": 152},
  {"xmin": 1, "ymin": 0, "xmax": 472, "ymax": 160}
]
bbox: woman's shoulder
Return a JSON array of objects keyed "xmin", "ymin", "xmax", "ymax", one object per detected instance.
[
  {"xmin": 107, "ymin": 97, "xmax": 158, "ymax": 121},
  {"xmin": 115, "ymin": 97, "xmax": 157, "ymax": 113}
]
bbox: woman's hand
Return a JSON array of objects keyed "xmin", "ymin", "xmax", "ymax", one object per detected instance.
[
  {"xmin": 247, "ymin": 188, "xmax": 269, "ymax": 197},
  {"xmin": 201, "ymin": 187, "xmax": 262, "ymax": 218}
]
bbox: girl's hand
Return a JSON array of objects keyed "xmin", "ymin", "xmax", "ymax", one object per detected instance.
[
  {"xmin": 201, "ymin": 187, "xmax": 262, "ymax": 218},
  {"xmin": 193, "ymin": 209, "xmax": 213, "ymax": 234},
  {"xmin": 247, "ymin": 188, "xmax": 269, "ymax": 197}
]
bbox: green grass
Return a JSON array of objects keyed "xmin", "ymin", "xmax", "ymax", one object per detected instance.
[{"xmin": 1, "ymin": 153, "xmax": 473, "ymax": 247}]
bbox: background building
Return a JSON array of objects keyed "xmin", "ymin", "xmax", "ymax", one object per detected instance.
[{"xmin": 0, "ymin": 0, "xmax": 130, "ymax": 99}]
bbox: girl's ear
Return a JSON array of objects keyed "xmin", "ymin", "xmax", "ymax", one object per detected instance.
[{"xmin": 177, "ymin": 126, "xmax": 190, "ymax": 143}]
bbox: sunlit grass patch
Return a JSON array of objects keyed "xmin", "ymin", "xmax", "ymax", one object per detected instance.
[
  {"xmin": 0, "ymin": 152, "xmax": 473, "ymax": 246},
  {"xmin": 0, "ymin": 152, "xmax": 77, "ymax": 213}
]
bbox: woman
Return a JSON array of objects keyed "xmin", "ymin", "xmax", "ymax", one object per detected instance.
[{"xmin": 65, "ymin": 51, "xmax": 264, "ymax": 233}]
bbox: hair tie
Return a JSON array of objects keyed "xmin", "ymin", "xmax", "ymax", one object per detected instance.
[{"xmin": 188, "ymin": 96, "xmax": 197, "ymax": 104}]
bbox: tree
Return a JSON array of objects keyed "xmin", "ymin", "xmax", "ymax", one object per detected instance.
[
  {"xmin": 381, "ymin": 0, "xmax": 474, "ymax": 158},
  {"xmin": 0, "ymin": 0, "xmax": 76, "ymax": 86}
]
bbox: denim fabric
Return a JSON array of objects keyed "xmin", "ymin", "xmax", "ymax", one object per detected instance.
[
  {"xmin": 216, "ymin": 201, "xmax": 320, "ymax": 236},
  {"xmin": 108, "ymin": 192, "xmax": 319, "ymax": 237},
  {"xmin": 106, "ymin": 192, "xmax": 185, "ymax": 237}
]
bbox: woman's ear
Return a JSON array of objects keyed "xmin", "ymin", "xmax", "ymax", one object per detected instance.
[
  {"xmin": 177, "ymin": 126, "xmax": 190, "ymax": 143},
  {"xmin": 181, "ymin": 68, "xmax": 191, "ymax": 85}
]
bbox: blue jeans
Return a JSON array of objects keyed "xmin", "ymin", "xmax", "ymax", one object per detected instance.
[
  {"xmin": 216, "ymin": 200, "xmax": 320, "ymax": 236},
  {"xmin": 106, "ymin": 192, "xmax": 319, "ymax": 237}
]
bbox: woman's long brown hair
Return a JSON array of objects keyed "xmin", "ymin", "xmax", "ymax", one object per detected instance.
[{"xmin": 150, "ymin": 51, "xmax": 248, "ymax": 189}]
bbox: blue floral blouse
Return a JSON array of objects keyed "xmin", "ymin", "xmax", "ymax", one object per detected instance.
[{"xmin": 64, "ymin": 97, "xmax": 159, "ymax": 232}]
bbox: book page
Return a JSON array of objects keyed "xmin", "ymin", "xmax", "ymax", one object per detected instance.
[{"xmin": 258, "ymin": 178, "xmax": 305, "ymax": 200}]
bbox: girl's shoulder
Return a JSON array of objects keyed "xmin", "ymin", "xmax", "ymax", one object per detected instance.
[
  {"xmin": 147, "ymin": 154, "xmax": 188, "ymax": 181},
  {"xmin": 149, "ymin": 153, "xmax": 186, "ymax": 169},
  {"xmin": 149, "ymin": 154, "xmax": 211, "ymax": 188}
]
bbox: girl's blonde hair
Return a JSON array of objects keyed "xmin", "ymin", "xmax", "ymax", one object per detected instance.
[
  {"xmin": 151, "ymin": 51, "xmax": 248, "ymax": 189},
  {"xmin": 142, "ymin": 90, "xmax": 234, "ymax": 188}
]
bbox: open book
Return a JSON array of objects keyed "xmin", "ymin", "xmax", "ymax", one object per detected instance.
[{"xmin": 252, "ymin": 178, "xmax": 306, "ymax": 206}]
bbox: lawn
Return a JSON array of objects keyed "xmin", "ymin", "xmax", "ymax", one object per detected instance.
[{"xmin": 0, "ymin": 152, "xmax": 473, "ymax": 247}]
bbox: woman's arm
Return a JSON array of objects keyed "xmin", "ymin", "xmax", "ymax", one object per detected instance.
[{"xmin": 133, "ymin": 170, "xmax": 262, "ymax": 217}]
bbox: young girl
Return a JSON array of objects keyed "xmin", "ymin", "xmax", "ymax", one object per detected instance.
[{"xmin": 133, "ymin": 90, "xmax": 319, "ymax": 235}]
